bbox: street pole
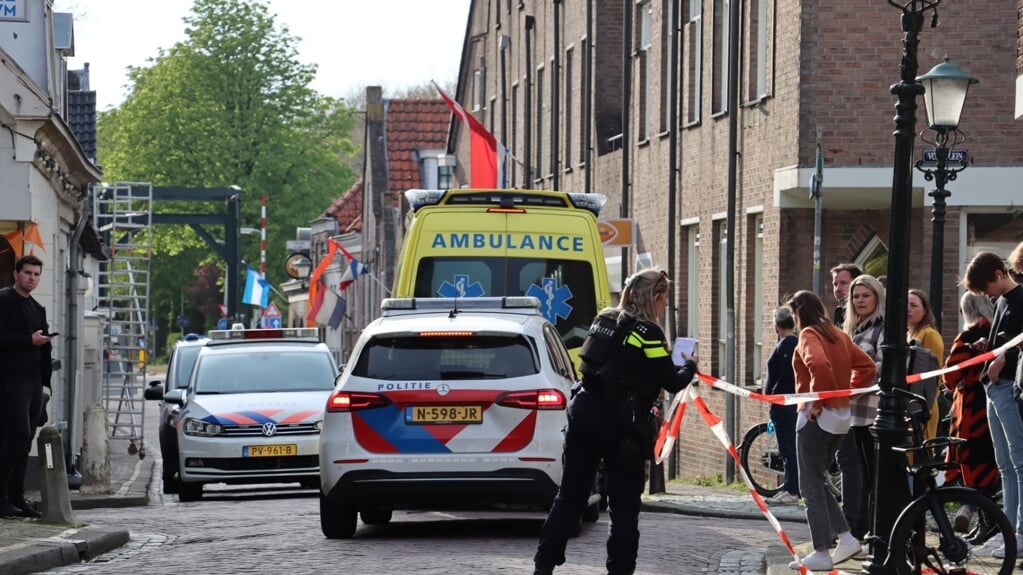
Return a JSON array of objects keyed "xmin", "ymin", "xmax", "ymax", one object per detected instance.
[
  {"xmin": 864, "ymin": 2, "xmax": 938, "ymax": 573},
  {"xmin": 926, "ymin": 141, "xmax": 951, "ymax": 332}
]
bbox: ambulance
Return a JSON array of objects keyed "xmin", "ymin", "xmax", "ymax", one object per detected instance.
[{"xmin": 394, "ymin": 189, "xmax": 612, "ymax": 367}]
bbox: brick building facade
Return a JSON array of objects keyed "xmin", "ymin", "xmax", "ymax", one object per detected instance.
[{"xmin": 439, "ymin": 0, "xmax": 1023, "ymax": 481}]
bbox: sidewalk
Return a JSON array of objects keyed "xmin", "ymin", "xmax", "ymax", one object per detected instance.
[{"xmin": 0, "ymin": 438, "xmax": 154, "ymax": 575}]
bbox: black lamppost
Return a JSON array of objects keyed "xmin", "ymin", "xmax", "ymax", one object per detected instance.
[
  {"xmin": 865, "ymin": 2, "xmax": 941, "ymax": 574},
  {"xmin": 913, "ymin": 58, "xmax": 977, "ymax": 331}
]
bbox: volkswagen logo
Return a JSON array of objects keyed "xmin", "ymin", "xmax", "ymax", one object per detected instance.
[
  {"xmin": 261, "ymin": 422, "xmax": 277, "ymax": 437},
  {"xmin": 437, "ymin": 384, "xmax": 451, "ymax": 396}
]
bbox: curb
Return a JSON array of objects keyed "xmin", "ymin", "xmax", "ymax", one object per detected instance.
[{"xmin": 1, "ymin": 525, "xmax": 130, "ymax": 575}]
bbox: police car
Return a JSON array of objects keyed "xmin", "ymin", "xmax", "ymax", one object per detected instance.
[
  {"xmin": 319, "ymin": 297, "xmax": 594, "ymax": 538},
  {"xmin": 144, "ymin": 333, "xmax": 209, "ymax": 494},
  {"xmin": 156, "ymin": 326, "xmax": 338, "ymax": 501}
]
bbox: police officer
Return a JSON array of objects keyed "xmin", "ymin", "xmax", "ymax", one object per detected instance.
[{"xmin": 533, "ymin": 267, "xmax": 698, "ymax": 575}]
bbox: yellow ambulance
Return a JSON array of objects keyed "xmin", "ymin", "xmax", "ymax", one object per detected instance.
[{"xmin": 394, "ymin": 189, "xmax": 612, "ymax": 367}]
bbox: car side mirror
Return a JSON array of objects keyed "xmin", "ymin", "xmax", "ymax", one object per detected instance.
[
  {"xmin": 163, "ymin": 388, "xmax": 185, "ymax": 406},
  {"xmin": 143, "ymin": 381, "xmax": 164, "ymax": 401}
]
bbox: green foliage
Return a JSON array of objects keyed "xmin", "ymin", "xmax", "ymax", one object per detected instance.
[{"xmin": 96, "ymin": 0, "xmax": 358, "ymax": 340}]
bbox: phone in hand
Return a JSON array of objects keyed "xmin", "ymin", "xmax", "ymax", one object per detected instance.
[{"xmin": 46, "ymin": 332, "xmax": 60, "ymax": 337}]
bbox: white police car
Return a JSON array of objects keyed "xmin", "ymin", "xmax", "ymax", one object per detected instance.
[
  {"xmin": 319, "ymin": 297, "xmax": 594, "ymax": 538},
  {"xmin": 160, "ymin": 327, "xmax": 338, "ymax": 501}
]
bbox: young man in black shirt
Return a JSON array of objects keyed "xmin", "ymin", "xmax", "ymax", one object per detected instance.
[
  {"xmin": 963, "ymin": 251, "xmax": 1023, "ymax": 558},
  {"xmin": 0, "ymin": 255, "xmax": 54, "ymax": 518}
]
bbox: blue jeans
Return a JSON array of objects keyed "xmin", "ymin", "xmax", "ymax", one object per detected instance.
[
  {"xmin": 797, "ymin": 419, "xmax": 849, "ymax": 551},
  {"xmin": 770, "ymin": 405, "xmax": 798, "ymax": 496},
  {"xmin": 985, "ymin": 378, "xmax": 1023, "ymax": 532}
]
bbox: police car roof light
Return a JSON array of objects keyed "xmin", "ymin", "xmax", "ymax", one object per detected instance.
[
  {"xmin": 183, "ymin": 333, "xmax": 202, "ymax": 341},
  {"xmin": 208, "ymin": 327, "xmax": 319, "ymax": 341},
  {"xmin": 381, "ymin": 296, "xmax": 540, "ymax": 314}
]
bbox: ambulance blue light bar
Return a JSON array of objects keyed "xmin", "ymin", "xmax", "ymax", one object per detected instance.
[
  {"xmin": 208, "ymin": 327, "xmax": 319, "ymax": 341},
  {"xmin": 404, "ymin": 189, "xmax": 607, "ymax": 216},
  {"xmin": 381, "ymin": 296, "xmax": 541, "ymax": 314}
]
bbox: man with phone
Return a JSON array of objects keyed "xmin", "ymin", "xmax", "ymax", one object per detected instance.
[{"xmin": 0, "ymin": 254, "xmax": 53, "ymax": 518}]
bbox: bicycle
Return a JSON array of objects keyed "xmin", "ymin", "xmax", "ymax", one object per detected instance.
[
  {"xmin": 883, "ymin": 386, "xmax": 1015, "ymax": 575},
  {"xmin": 738, "ymin": 420, "xmax": 842, "ymax": 501}
]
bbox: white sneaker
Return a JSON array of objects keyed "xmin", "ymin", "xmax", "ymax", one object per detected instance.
[
  {"xmin": 769, "ymin": 492, "xmax": 800, "ymax": 505},
  {"xmin": 831, "ymin": 536, "xmax": 862, "ymax": 564},
  {"xmin": 991, "ymin": 534, "xmax": 1023, "ymax": 559},
  {"xmin": 789, "ymin": 550, "xmax": 832, "ymax": 571}
]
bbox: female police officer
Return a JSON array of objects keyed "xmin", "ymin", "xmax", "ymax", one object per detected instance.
[{"xmin": 533, "ymin": 267, "xmax": 698, "ymax": 575}]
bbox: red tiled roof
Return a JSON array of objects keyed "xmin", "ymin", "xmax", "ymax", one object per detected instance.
[
  {"xmin": 386, "ymin": 99, "xmax": 450, "ymax": 198},
  {"xmin": 323, "ymin": 178, "xmax": 363, "ymax": 233}
]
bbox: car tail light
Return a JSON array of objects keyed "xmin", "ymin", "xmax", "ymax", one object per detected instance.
[
  {"xmin": 496, "ymin": 389, "xmax": 567, "ymax": 410},
  {"xmin": 326, "ymin": 391, "xmax": 392, "ymax": 412}
]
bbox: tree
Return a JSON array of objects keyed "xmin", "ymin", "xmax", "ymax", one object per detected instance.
[{"xmin": 96, "ymin": 0, "xmax": 358, "ymax": 350}]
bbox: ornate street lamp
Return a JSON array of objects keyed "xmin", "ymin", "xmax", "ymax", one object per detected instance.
[
  {"xmin": 914, "ymin": 58, "xmax": 977, "ymax": 331},
  {"xmin": 865, "ymin": 2, "xmax": 943, "ymax": 574}
]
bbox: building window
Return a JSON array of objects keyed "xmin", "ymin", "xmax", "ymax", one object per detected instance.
[
  {"xmin": 683, "ymin": 0, "xmax": 702, "ymax": 126},
  {"xmin": 438, "ymin": 164, "xmax": 454, "ymax": 190},
  {"xmin": 685, "ymin": 225, "xmax": 700, "ymax": 337},
  {"xmin": 716, "ymin": 222, "xmax": 728, "ymax": 376},
  {"xmin": 564, "ymin": 46, "xmax": 574, "ymax": 170},
  {"xmin": 473, "ymin": 68, "xmax": 484, "ymax": 112},
  {"xmin": 713, "ymin": 0, "xmax": 730, "ymax": 114},
  {"xmin": 748, "ymin": 214, "xmax": 763, "ymax": 388},
  {"xmin": 745, "ymin": 0, "xmax": 770, "ymax": 102},
  {"xmin": 637, "ymin": 0, "xmax": 652, "ymax": 142},
  {"xmin": 659, "ymin": 0, "xmax": 673, "ymax": 134},
  {"xmin": 511, "ymin": 83, "xmax": 519, "ymax": 188}
]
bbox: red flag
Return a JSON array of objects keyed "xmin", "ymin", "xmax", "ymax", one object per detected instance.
[{"xmin": 433, "ymin": 81, "xmax": 502, "ymax": 188}]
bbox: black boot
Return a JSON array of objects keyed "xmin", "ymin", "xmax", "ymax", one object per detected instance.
[
  {"xmin": 0, "ymin": 491, "xmax": 22, "ymax": 519},
  {"xmin": 8, "ymin": 497, "xmax": 40, "ymax": 519}
]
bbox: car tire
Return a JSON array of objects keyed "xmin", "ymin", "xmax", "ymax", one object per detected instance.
[
  {"xmin": 177, "ymin": 481, "xmax": 203, "ymax": 502},
  {"xmin": 320, "ymin": 493, "xmax": 358, "ymax": 539},
  {"xmin": 162, "ymin": 477, "xmax": 179, "ymax": 495},
  {"xmin": 360, "ymin": 508, "xmax": 393, "ymax": 525}
]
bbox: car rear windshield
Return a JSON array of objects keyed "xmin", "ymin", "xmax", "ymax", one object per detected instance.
[
  {"xmin": 352, "ymin": 334, "xmax": 538, "ymax": 381},
  {"xmin": 413, "ymin": 256, "xmax": 596, "ymax": 349},
  {"xmin": 193, "ymin": 349, "xmax": 335, "ymax": 394}
]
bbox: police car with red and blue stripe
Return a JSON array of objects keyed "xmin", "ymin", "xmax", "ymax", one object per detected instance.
[
  {"xmin": 157, "ymin": 326, "xmax": 338, "ymax": 502},
  {"xmin": 319, "ymin": 296, "xmax": 594, "ymax": 538}
]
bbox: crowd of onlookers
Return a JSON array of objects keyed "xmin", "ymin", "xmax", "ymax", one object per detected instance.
[{"xmin": 767, "ymin": 241, "xmax": 1023, "ymax": 571}]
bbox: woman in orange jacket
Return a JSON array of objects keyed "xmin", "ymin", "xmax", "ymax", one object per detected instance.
[{"xmin": 785, "ymin": 290, "xmax": 877, "ymax": 571}]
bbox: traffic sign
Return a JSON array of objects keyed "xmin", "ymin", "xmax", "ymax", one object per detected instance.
[
  {"xmin": 217, "ymin": 317, "xmax": 228, "ymax": 330},
  {"xmin": 262, "ymin": 316, "xmax": 282, "ymax": 329},
  {"xmin": 263, "ymin": 301, "xmax": 282, "ymax": 318}
]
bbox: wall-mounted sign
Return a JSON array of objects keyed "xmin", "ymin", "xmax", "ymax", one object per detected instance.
[
  {"xmin": 597, "ymin": 219, "xmax": 635, "ymax": 246},
  {"xmin": 0, "ymin": 0, "xmax": 29, "ymax": 22}
]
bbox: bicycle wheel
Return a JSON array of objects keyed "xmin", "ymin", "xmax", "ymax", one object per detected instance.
[
  {"xmin": 739, "ymin": 423, "xmax": 784, "ymax": 498},
  {"xmin": 887, "ymin": 486, "xmax": 1014, "ymax": 575}
]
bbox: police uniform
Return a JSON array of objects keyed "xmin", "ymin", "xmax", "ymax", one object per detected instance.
[{"xmin": 534, "ymin": 310, "xmax": 697, "ymax": 575}]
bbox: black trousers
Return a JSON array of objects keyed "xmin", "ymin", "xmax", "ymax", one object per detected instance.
[
  {"xmin": 0, "ymin": 378, "xmax": 43, "ymax": 499},
  {"xmin": 534, "ymin": 390, "xmax": 646, "ymax": 575}
]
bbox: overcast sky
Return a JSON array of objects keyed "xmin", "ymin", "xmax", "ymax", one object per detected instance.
[{"xmin": 52, "ymin": 0, "xmax": 471, "ymax": 110}]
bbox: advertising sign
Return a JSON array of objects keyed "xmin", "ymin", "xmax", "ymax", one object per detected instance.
[{"xmin": 0, "ymin": 1, "xmax": 29, "ymax": 22}]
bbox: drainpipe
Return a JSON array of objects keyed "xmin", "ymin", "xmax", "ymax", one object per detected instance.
[
  {"xmin": 524, "ymin": 15, "xmax": 535, "ymax": 188},
  {"xmin": 620, "ymin": 0, "xmax": 632, "ymax": 287},
  {"xmin": 64, "ymin": 197, "xmax": 90, "ymax": 475},
  {"xmin": 551, "ymin": 0, "xmax": 561, "ymax": 190},
  {"xmin": 665, "ymin": 0, "xmax": 682, "ymax": 480},
  {"xmin": 583, "ymin": 0, "xmax": 593, "ymax": 194},
  {"xmin": 723, "ymin": 0, "xmax": 741, "ymax": 484}
]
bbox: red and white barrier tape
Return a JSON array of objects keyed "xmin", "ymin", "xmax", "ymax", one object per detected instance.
[{"xmin": 649, "ymin": 332, "xmax": 1023, "ymax": 573}]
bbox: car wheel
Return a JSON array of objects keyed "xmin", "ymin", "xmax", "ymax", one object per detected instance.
[
  {"xmin": 360, "ymin": 508, "xmax": 393, "ymax": 525},
  {"xmin": 320, "ymin": 493, "xmax": 358, "ymax": 539},
  {"xmin": 177, "ymin": 481, "xmax": 203, "ymax": 502}
]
